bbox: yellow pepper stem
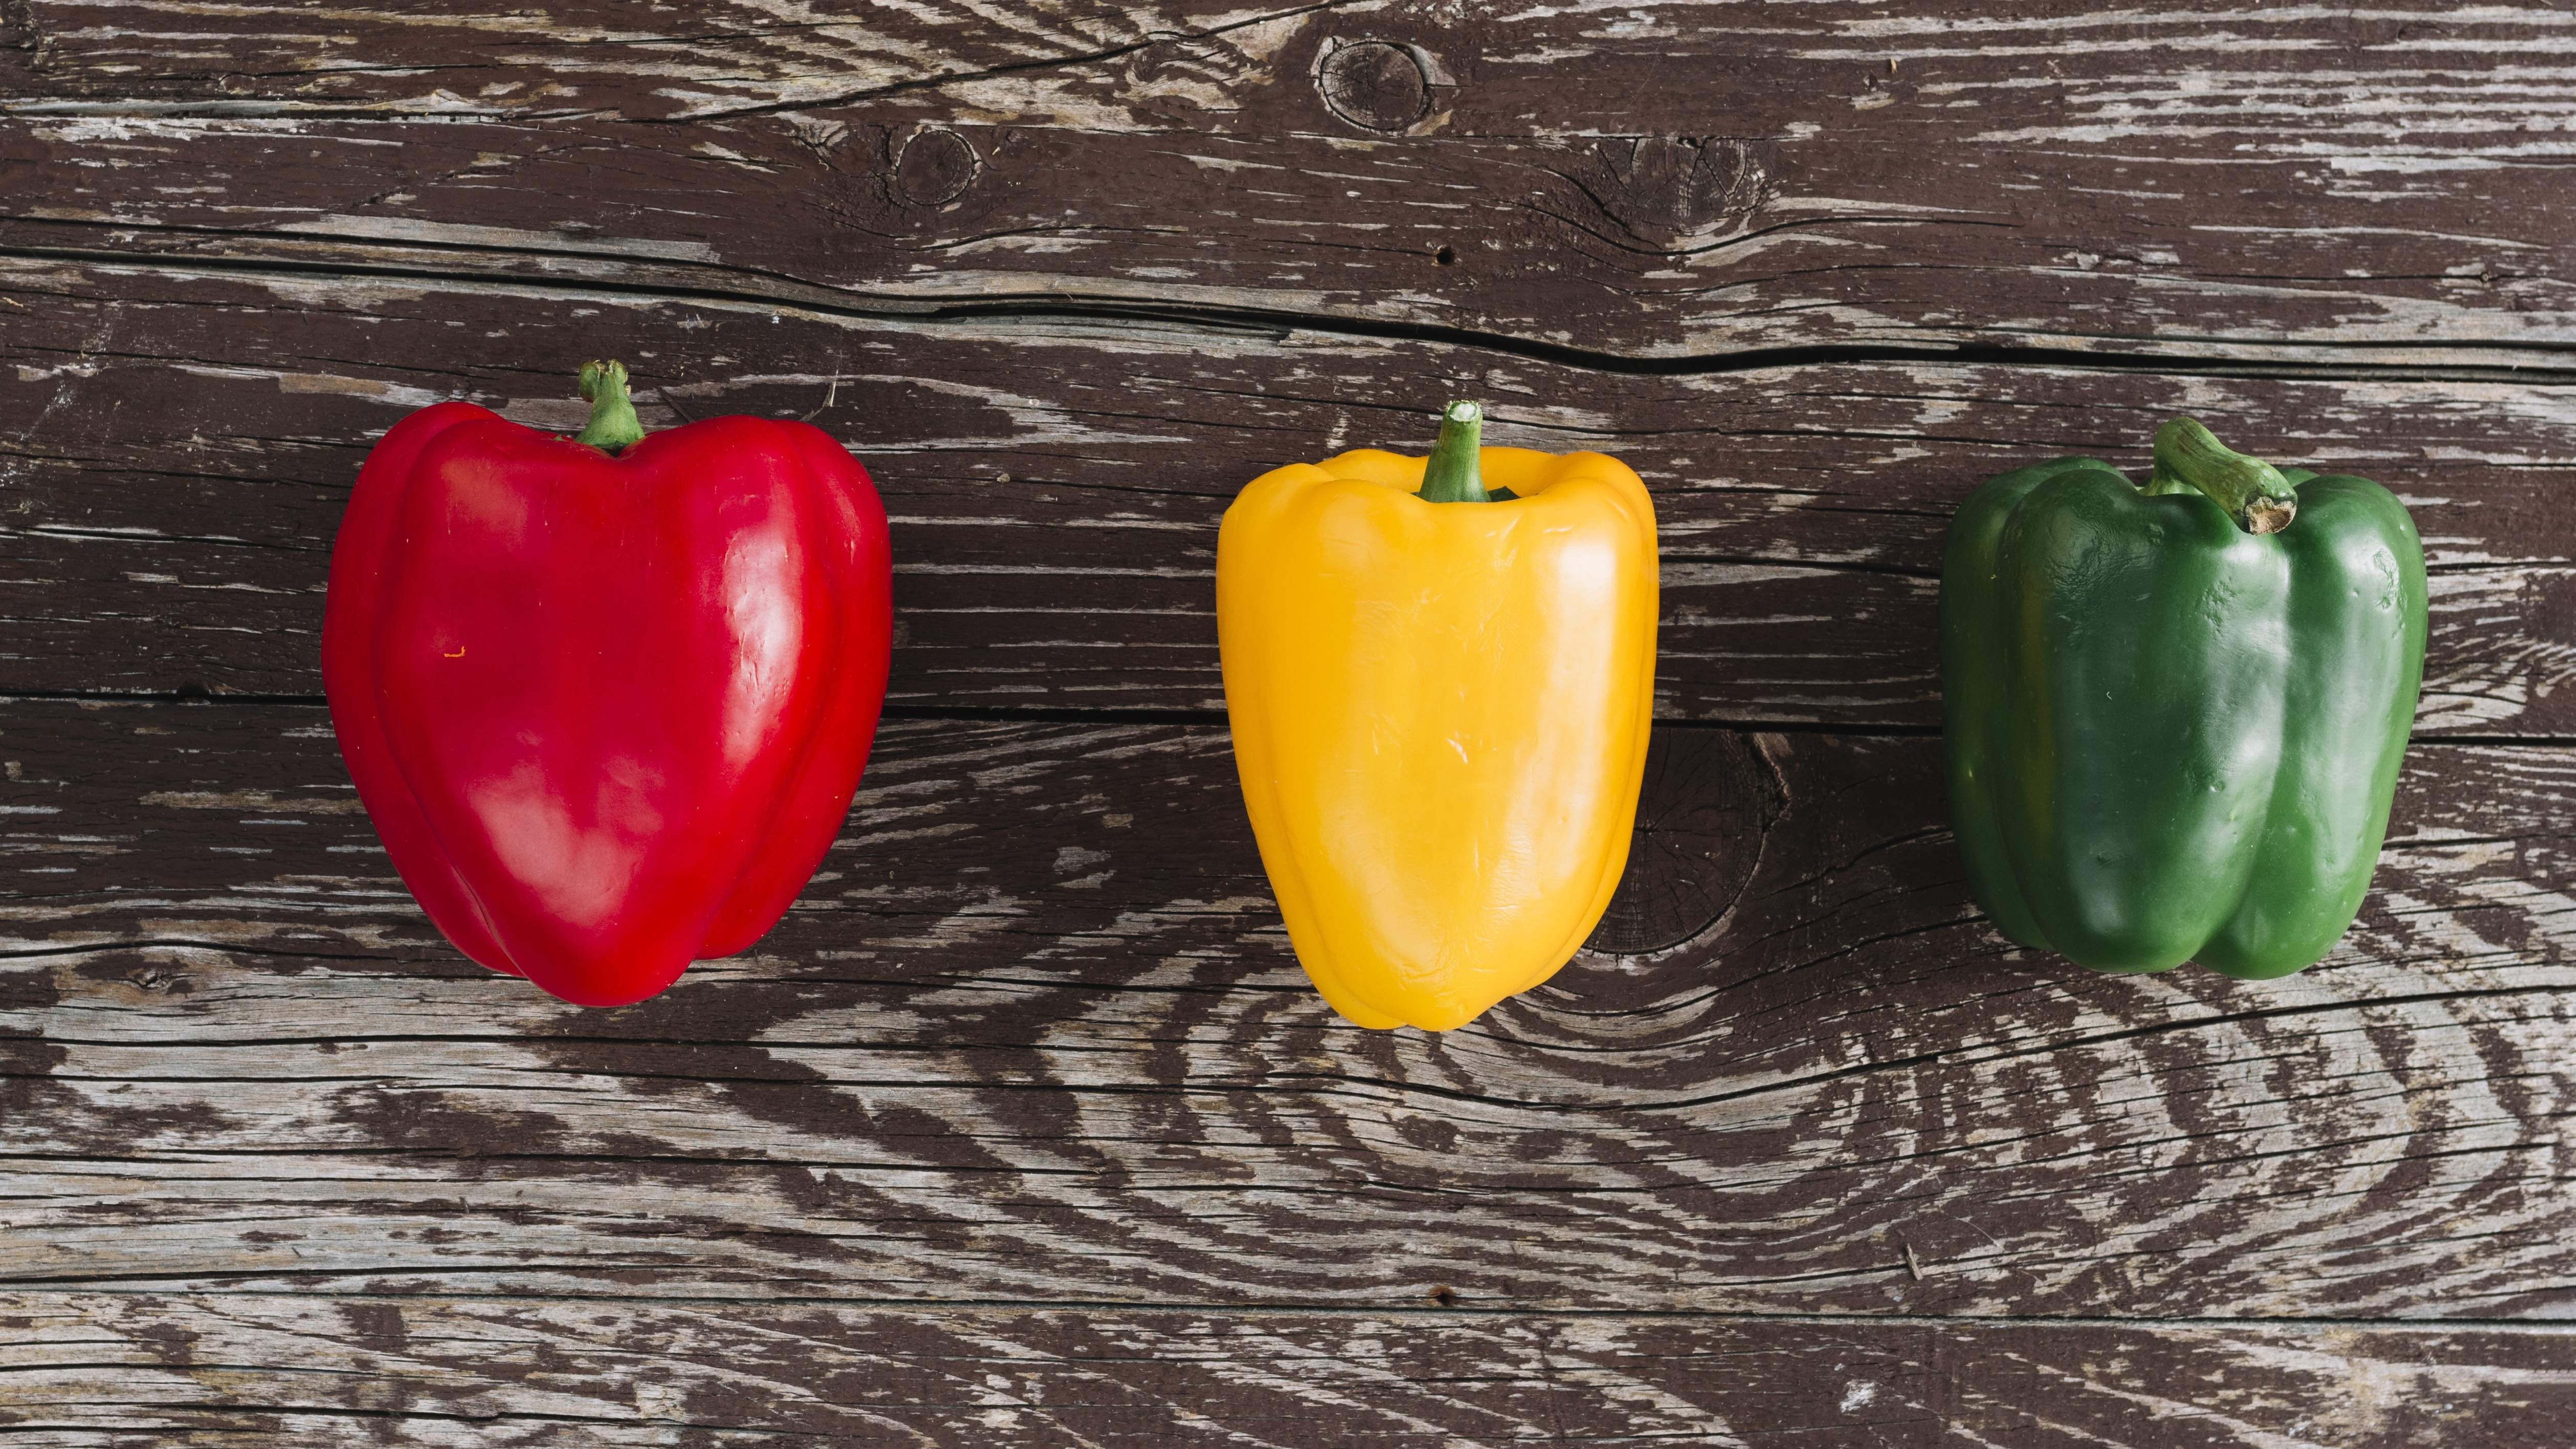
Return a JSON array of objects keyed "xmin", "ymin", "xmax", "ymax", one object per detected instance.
[{"xmin": 1415, "ymin": 400, "xmax": 1488, "ymax": 503}]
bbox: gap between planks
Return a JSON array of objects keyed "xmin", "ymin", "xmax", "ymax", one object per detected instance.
[{"xmin": 6, "ymin": 237, "xmax": 2575, "ymax": 387}]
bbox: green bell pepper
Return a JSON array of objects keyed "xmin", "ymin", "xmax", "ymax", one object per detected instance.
[{"xmin": 1941, "ymin": 418, "xmax": 2428, "ymax": 979}]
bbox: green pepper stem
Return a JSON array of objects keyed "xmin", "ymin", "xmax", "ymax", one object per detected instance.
[
  {"xmin": 2145, "ymin": 417, "xmax": 2296, "ymax": 534},
  {"xmin": 1415, "ymin": 400, "xmax": 1488, "ymax": 503},
  {"xmin": 574, "ymin": 359, "xmax": 647, "ymax": 455}
]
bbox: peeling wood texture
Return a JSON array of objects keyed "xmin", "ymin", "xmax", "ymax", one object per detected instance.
[
  {"xmin": 4, "ymin": 258, "xmax": 2572, "ymax": 728},
  {"xmin": 6, "ymin": 4, "xmax": 2576, "ymax": 361},
  {"xmin": 5, "ymin": 1, "xmax": 2576, "ymax": 1443},
  {"xmin": 5, "ymin": 698, "xmax": 2575, "ymax": 1317},
  {"xmin": 10, "ymin": 1295, "xmax": 2576, "ymax": 1446}
]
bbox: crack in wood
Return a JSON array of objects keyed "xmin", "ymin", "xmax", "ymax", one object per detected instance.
[{"xmin": 9, "ymin": 236, "xmax": 2574, "ymax": 383}]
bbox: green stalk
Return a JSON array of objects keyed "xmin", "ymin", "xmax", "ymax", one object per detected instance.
[
  {"xmin": 1415, "ymin": 400, "xmax": 1488, "ymax": 503},
  {"xmin": 574, "ymin": 359, "xmax": 647, "ymax": 455},
  {"xmin": 2144, "ymin": 417, "xmax": 2297, "ymax": 534}
]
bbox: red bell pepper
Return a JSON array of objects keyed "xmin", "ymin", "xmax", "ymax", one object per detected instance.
[{"xmin": 322, "ymin": 361, "xmax": 892, "ymax": 1006}]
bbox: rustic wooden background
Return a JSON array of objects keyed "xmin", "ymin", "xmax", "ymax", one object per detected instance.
[{"xmin": 4, "ymin": 1, "xmax": 2575, "ymax": 1443}]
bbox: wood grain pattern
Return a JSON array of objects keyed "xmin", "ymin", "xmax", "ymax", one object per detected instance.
[
  {"xmin": 3, "ymin": 699, "xmax": 2569, "ymax": 1321},
  {"xmin": 9, "ymin": 1, "xmax": 2576, "ymax": 1438},
  {"xmin": 5, "ymin": 4, "xmax": 2575, "ymax": 359},
  {"xmin": 4, "ymin": 255, "xmax": 2572, "ymax": 729},
  {"xmin": 8, "ymin": 1293, "xmax": 2576, "ymax": 1446}
]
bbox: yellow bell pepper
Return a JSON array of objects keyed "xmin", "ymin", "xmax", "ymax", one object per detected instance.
[{"xmin": 1217, "ymin": 402, "xmax": 1660, "ymax": 1030}]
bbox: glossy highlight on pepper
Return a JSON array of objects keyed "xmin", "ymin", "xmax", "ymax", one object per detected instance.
[
  {"xmin": 322, "ymin": 360, "xmax": 893, "ymax": 1006},
  {"xmin": 1219, "ymin": 402, "xmax": 1660, "ymax": 1030},
  {"xmin": 1941, "ymin": 417, "xmax": 2428, "ymax": 979}
]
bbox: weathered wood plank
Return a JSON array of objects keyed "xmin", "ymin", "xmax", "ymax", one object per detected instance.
[
  {"xmin": 6, "ymin": 1292, "xmax": 2574, "ymax": 1446},
  {"xmin": 6, "ymin": 0, "xmax": 2570, "ymax": 1436},
  {"xmin": 3, "ymin": 699, "xmax": 2570, "ymax": 1316},
  {"xmin": 4, "ymin": 256, "xmax": 2571, "ymax": 729},
  {"xmin": 5, "ymin": 4, "xmax": 2574, "ymax": 358}
]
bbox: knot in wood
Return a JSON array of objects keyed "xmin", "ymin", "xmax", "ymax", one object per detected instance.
[
  {"xmin": 1592, "ymin": 136, "xmax": 1774, "ymax": 246},
  {"xmin": 892, "ymin": 127, "xmax": 980, "ymax": 209},
  {"xmin": 1318, "ymin": 40, "xmax": 1432, "ymax": 133},
  {"xmin": 1585, "ymin": 729, "xmax": 1786, "ymax": 956},
  {"xmin": 126, "ymin": 964, "xmax": 187, "ymax": 994}
]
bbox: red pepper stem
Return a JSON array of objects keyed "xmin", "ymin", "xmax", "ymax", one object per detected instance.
[
  {"xmin": 1415, "ymin": 400, "xmax": 1489, "ymax": 503},
  {"xmin": 2145, "ymin": 417, "xmax": 2296, "ymax": 535},
  {"xmin": 574, "ymin": 359, "xmax": 647, "ymax": 456}
]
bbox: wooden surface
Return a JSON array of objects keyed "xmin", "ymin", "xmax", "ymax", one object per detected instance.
[{"xmin": 4, "ymin": 2, "xmax": 2575, "ymax": 1443}]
